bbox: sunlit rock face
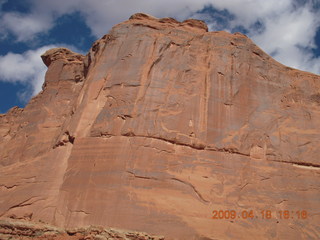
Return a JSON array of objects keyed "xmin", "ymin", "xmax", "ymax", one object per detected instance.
[{"xmin": 0, "ymin": 13, "xmax": 320, "ymax": 240}]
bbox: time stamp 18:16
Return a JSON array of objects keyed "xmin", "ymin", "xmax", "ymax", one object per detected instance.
[{"xmin": 212, "ymin": 210, "xmax": 308, "ymax": 220}]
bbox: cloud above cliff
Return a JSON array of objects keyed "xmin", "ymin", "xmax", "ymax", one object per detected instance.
[
  {"xmin": 0, "ymin": 44, "xmax": 80, "ymax": 103},
  {"xmin": 205, "ymin": 0, "xmax": 320, "ymax": 74},
  {"xmin": 1, "ymin": 1, "xmax": 319, "ymax": 72},
  {"xmin": 0, "ymin": 0, "xmax": 319, "ymax": 112},
  {"xmin": 0, "ymin": 45, "xmax": 55, "ymax": 102}
]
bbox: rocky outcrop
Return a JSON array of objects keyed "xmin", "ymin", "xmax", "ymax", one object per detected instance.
[
  {"xmin": 0, "ymin": 13, "xmax": 320, "ymax": 240},
  {"xmin": 0, "ymin": 218, "xmax": 164, "ymax": 240}
]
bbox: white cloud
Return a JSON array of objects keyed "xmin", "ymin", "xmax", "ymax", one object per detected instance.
[
  {"xmin": 0, "ymin": 46, "xmax": 54, "ymax": 101},
  {"xmin": 249, "ymin": 4, "xmax": 320, "ymax": 73},
  {"xmin": 76, "ymin": 0, "xmax": 211, "ymax": 37},
  {"xmin": 0, "ymin": 12, "xmax": 53, "ymax": 41},
  {"xmin": 193, "ymin": 0, "xmax": 320, "ymax": 74},
  {"xmin": 0, "ymin": 44, "xmax": 79, "ymax": 102},
  {"xmin": 20, "ymin": 0, "xmax": 211, "ymax": 38},
  {"xmin": 0, "ymin": 0, "xmax": 212, "ymax": 40},
  {"xmin": 208, "ymin": 0, "xmax": 293, "ymax": 29}
]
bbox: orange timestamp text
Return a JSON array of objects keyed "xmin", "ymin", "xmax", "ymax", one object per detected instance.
[{"xmin": 212, "ymin": 210, "xmax": 308, "ymax": 220}]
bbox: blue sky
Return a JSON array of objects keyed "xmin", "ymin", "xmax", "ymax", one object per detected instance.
[{"xmin": 0, "ymin": 0, "xmax": 319, "ymax": 113}]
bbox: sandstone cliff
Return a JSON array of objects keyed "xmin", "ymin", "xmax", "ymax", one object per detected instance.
[{"xmin": 0, "ymin": 13, "xmax": 320, "ymax": 240}]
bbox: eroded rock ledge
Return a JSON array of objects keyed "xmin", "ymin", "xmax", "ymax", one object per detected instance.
[
  {"xmin": 129, "ymin": 12, "xmax": 208, "ymax": 32},
  {"xmin": 0, "ymin": 218, "xmax": 164, "ymax": 240},
  {"xmin": 41, "ymin": 48, "xmax": 84, "ymax": 67}
]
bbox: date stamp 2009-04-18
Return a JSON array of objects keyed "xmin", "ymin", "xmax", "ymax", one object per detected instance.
[{"xmin": 212, "ymin": 210, "xmax": 308, "ymax": 220}]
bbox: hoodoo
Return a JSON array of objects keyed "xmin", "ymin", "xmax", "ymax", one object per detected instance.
[{"xmin": 0, "ymin": 13, "xmax": 320, "ymax": 240}]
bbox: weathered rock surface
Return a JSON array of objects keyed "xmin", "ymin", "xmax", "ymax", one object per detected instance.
[
  {"xmin": 0, "ymin": 218, "xmax": 164, "ymax": 240},
  {"xmin": 1, "ymin": 13, "xmax": 320, "ymax": 239}
]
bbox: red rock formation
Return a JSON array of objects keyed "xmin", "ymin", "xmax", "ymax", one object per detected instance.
[
  {"xmin": 0, "ymin": 218, "xmax": 164, "ymax": 240},
  {"xmin": 1, "ymin": 13, "xmax": 320, "ymax": 239}
]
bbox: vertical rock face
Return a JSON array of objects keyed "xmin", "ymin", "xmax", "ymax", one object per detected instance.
[{"xmin": 0, "ymin": 13, "xmax": 320, "ymax": 240}]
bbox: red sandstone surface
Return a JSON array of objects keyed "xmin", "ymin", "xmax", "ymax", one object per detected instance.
[{"xmin": 0, "ymin": 13, "xmax": 320, "ymax": 239}]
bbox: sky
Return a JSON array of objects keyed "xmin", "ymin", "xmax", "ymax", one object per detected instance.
[{"xmin": 0, "ymin": 0, "xmax": 319, "ymax": 113}]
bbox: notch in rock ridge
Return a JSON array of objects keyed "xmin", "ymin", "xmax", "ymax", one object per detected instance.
[
  {"xmin": 181, "ymin": 19, "xmax": 208, "ymax": 32},
  {"xmin": 53, "ymin": 131, "xmax": 75, "ymax": 148}
]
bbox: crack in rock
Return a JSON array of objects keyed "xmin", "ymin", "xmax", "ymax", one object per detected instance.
[
  {"xmin": 99, "ymin": 132, "xmax": 250, "ymax": 158},
  {"xmin": 169, "ymin": 177, "xmax": 209, "ymax": 204},
  {"xmin": 270, "ymin": 160, "xmax": 320, "ymax": 170},
  {"xmin": 126, "ymin": 171, "xmax": 209, "ymax": 204},
  {"xmin": 0, "ymin": 184, "xmax": 18, "ymax": 190},
  {"xmin": 126, "ymin": 171, "xmax": 158, "ymax": 180},
  {"xmin": 0, "ymin": 197, "xmax": 46, "ymax": 217}
]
